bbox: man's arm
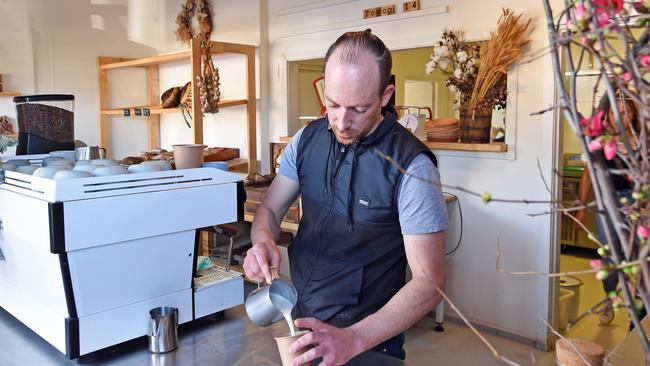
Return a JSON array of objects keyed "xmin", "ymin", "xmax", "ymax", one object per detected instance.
[
  {"xmin": 243, "ymin": 174, "xmax": 300, "ymax": 284},
  {"xmin": 291, "ymin": 232, "xmax": 445, "ymax": 365}
]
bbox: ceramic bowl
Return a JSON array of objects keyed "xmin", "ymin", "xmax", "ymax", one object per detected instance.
[
  {"xmin": 33, "ymin": 166, "xmax": 66, "ymax": 179},
  {"xmin": 5, "ymin": 159, "xmax": 30, "ymax": 167},
  {"xmin": 74, "ymin": 160, "xmax": 93, "ymax": 166},
  {"xmin": 73, "ymin": 164, "xmax": 99, "ymax": 174},
  {"xmin": 53, "ymin": 170, "xmax": 93, "ymax": 180},
  {"xmin": 91, "ymin": 159, "xmax": 120, "ymax": 167},
  {"xmin": 43, "ymin": 157, "xmax": 73, "ymax": 169},
  {"xmin": 128, "ymin": 163, "xmax": 162, "ymax": 174},
  {"xmin": 143, "ymin": 160, "xmax": 172, "ymax": 171},
  {"xmin": 50, "ymin": 150, "xmax": 77, "ymax": 162},
  {"xmin": 1, "ymin": 163, "xmax": 17, "ymax": 172},
  {"xmin": 16, "ymin": 165, "xmax": 39, "ymax": 175},
  {"xmin": 93, "ymin": 166, "xmax": 127, "ymax": 176}
]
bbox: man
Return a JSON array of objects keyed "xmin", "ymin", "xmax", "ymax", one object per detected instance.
[{"xmin": 243, "ymin": 29, "xmax": 447, "ymax": 365}]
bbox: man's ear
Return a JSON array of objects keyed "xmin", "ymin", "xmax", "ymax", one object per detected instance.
[{"xmin": 380, "ymin": 84, "xmax": 395, "ymax": 107}]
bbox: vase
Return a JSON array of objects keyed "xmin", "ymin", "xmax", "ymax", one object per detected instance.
[{"xmin": 459, "ymin": 105, "xmax": 492, "ymax": 143}]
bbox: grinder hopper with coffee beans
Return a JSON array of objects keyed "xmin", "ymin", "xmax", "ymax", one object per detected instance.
[{"xmin": 13, "ymin": 94, "xmax": 76, "ymax": 155}]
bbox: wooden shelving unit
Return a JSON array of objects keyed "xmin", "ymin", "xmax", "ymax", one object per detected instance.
[
  {"xmin": 424, "ymin": 141, "xmax": 508, "ymax": 152},
  {"xmin": 98, "ymin": 39, "xmax": 258, "ymax": 176},
  {"xmin": 0, "ymin": 92, "xmax": 21, "ymax": 97}
]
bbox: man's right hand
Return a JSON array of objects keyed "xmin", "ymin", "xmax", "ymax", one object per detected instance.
[{"xmin": 243, "ymin": 241, "xmax": 281, "ymax": 284}]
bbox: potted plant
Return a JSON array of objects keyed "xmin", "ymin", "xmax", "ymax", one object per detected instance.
[
  {"xmin": 425, "ymin": 9, "xmax": 531, "ymax": 143},
  {"xmin": 425, "ymin": 30, "xmax": 480, "ymax": 143}
]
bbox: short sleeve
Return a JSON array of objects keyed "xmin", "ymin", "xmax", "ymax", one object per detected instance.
[
  {"xmin": 278, "ymin": 127, "xmax": 306, "ymax": 182},
  {"xmin": 397, "ymin": 153, "xmax": 448, "ymax": 235}
]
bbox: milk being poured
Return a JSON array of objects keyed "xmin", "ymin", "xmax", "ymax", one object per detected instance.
[{"xmin": 270, "ymin": 292, "xmax": 296, "ymax": 336}]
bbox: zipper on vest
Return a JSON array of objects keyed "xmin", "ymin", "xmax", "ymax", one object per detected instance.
[
  {"xmin": 316, "ymin": 144, "xmax": 348, "ymax": 250},
  {"xmin": 328, "ymin": 145, "xmax": 347, "ymax": 195}
]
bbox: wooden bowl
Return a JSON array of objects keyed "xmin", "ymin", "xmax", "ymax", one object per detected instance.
[{"xmin": 425, "ymin": 118, "xmax": 460, "ymax": 132}]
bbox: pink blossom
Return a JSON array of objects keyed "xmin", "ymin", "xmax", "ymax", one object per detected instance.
[
  {"xmin": 574, "ymin": 3, "xmax": 587, "ymax": 20},
  {"xmin": 596, "ymin": 11, "xmax": 611, "ymax": 27},
  {"xmin": 589, "ymin": 137, "xmax": 604, "ymax": 151},
  {"xmin": 604, "ymin": 139, "xmax": 618, "ymax": 160},
  {"xmin": 637, "ymin": 224, "xmax": 650, "ymax": 240},
  {"xmin": 639, "ymin": 54, "xmax": 650, "ymax": 67},
  {"xmin": 594, "ymin": 0, "xmax": 624, "ymax": 13},
  {"xmin": 582, "ymin": 110, "xmax": 606, "ymax": 137},
  {"xmin": 590, "ymin": 259, "xmax": 604, "ymax": 270},
  {"xmin": 620, "ymin": 72, "xmax": 633, "ymax": 84},
  {"xmin": 567, "ymin": 19, "xmax": 575, "ymax": 30}
]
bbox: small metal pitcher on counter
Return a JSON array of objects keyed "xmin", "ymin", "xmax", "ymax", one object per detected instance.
[
  {"xmin": 148, "ymin": 306, "xmax": 178, "ymax": 353},
  {"xmin": 245, "ymin": 268, "xmax": 297, "ymax": 327},
  {"xmin": 75, "ymin": 146, "xmax": 106, "ymax": 160}
]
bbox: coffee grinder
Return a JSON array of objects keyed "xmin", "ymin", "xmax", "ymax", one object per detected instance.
[{"xmin": 13, "ymin": 94, "xmax": 75, "ymax": 155}]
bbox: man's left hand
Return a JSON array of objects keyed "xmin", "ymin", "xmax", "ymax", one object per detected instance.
[{"xmin": 289, "ymin": 317, "xmax": 364, "ymax": 366}]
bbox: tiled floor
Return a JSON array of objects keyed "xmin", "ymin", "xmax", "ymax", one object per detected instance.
[
  {"xmin": 559, "ymin": 246, "xmax": 630, "ymax": 352},
  {"xmin": 405, "ymin": 316, "xmax": 554, "ymax": 365}
]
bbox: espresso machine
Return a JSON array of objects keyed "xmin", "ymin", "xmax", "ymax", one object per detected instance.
[{"xmin": 13, "ymin": 94, "xmax": 76, "ymax": 155}]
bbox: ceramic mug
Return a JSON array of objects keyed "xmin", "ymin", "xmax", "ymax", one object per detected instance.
[{"xmin": 172, "ymin": 144, "xmax": 206, "ymax": 170}]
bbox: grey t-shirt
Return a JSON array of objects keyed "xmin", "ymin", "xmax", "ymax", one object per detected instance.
[{"xmin": 279, "ymin": 127, "xmax": 448, "ymax": 235}]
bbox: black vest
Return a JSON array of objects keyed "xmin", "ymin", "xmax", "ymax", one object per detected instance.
[{"xmin": 291, "ymin": 109, "xmax": 437, "ymax": 326}]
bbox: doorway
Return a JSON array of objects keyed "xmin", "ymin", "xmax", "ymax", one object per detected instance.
[{"xmin": 554, "ymin": 44, "xmax": 633, "ymax": 351}]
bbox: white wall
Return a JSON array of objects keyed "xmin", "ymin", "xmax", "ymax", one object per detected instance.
[
  {"xmin": 0, "ymin": 0, "xmax": 157, "ymax": 157},
  {"xmin": 154, "ymin": 0, "xmax": 262, "ymax": 161},
  {"xmin": 0, "ymin": 0, "xmax": 35, "ymax": 155},
  {"xmin": 1, "ymin": 0, "xmax": 261, "ymax": 161},
  {"xmin": 266, "ymin": 0, "xmax": 560, "ymax": 349}
]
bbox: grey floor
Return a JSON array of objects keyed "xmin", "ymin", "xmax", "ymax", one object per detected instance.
[{"xmin": 0, "ymin": 302, "xmax": 557, "ymax": 366}]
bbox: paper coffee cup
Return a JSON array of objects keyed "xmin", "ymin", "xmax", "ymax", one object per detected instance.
[{"xmin": 274, "ymin": 330, "xmax": 311, "ymax": 366}]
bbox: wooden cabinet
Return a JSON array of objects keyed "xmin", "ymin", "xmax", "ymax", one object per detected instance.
[
  {"xmin": 244, "ymin": 186, "xmax": 301, "ymax": 232},
  {"xmin": 97, "ymin": 38, "xmax": 258, "ymax": 176}
]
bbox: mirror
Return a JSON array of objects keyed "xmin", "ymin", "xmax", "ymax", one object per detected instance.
[{"xmin": 288, "ymin": 45, "xmax": 507, "ymax": 142}]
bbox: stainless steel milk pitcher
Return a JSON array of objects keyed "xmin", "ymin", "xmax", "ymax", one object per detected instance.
[
  {"xmin": 244, "ymin": 268, "xmax": 297, "ymax": 327},
  {"xmin": 148, "ymin": 306, "xmax": 178, "ymax": 353},
  {"xmin": 75, "ymin": 146, "xmax": 106, "ymax": 160}
]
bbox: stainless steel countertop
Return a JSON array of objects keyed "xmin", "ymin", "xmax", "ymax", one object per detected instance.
[{"xmin": 0, "ymin": 305, "xmax": 403, "ymax": 366}]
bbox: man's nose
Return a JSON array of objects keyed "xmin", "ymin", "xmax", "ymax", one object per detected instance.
[{"xmin": 335, "ymin": 108, "xmax": 353, "ymax": 131}]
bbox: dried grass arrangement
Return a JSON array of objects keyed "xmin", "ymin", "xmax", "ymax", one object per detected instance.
[
  {"xmin": 175, "ymin": 0, "xmax": 221, "ymax": 114},
  {"xmin": 469, "ymin": 8, "xmax": 532, "ymax": 111}
]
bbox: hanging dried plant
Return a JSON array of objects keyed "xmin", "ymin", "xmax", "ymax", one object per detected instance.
[
  {"xmin": 174, "ymin": 0, "xmax": 220, "ymax": 114},
  {"xmin": 197, "ymin": 40, "xmax": 221, "ymax": 113},
  {"xmin": 175, "ymin": 0, "xmax": 194, "ymax": 44}
]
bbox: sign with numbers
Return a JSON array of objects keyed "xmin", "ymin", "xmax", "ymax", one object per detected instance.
[
  {"xmin": 363, "ymin": 4, "xmax": 396, "ymax": 19},
  {"xmin": 403, "ymin": 0, "xmax": 420, "ymax": 12}
]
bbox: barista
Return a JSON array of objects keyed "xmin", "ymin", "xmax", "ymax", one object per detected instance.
[{"xmin": 244, "ymin": 29, "xmax": 447, "ymax": 365}]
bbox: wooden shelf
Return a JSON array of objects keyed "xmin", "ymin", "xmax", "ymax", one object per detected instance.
[
  {"xmin": 98, "ymin": 42, "xmax": 252, "ymax": 70},
  {"xmin": 424, "ymin": 141, "xmax": 507, "ymax": 152},
  {"xmin": 227, "ymin": 158, "xmax": 248, "ymax": 173},
  {"xmin": 0, "ymin": 91, "xmax": 21, "ymax": 97},
  {"xmin": 100, "ymin": 99, "xmax": 248, "ymax": 116},
  {"xmin": 98, "ymin": 39, "xmax": 258, "ymax": 176}
]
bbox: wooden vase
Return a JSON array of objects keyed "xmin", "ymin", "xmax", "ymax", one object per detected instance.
[{"xmin": 459, "ymin": 106, "xmax": 492, "ymax": 143}]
